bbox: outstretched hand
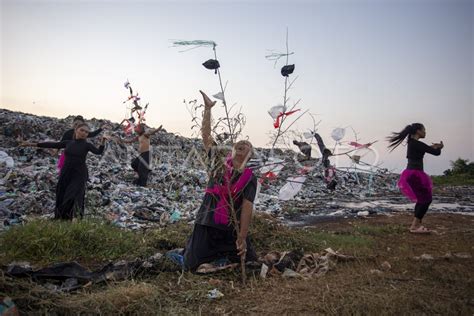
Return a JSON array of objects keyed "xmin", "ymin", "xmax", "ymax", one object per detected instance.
[
  {"xmin": 432, "ymin": 141, "xmax": 444, "ymax": 149},
  {"xmin": 199, "ymin": 90, "xmax": 216, "ymax": 109}
]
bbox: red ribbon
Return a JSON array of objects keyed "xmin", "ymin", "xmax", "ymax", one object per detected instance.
[{"xmin": 273, "ymin": 109, "xmax": 300, "ymax": 128}]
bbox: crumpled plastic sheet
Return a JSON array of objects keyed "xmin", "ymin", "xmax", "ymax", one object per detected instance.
[{"xmin": 5, "ymin": 252, "xmax": 176, "ymax": 292}]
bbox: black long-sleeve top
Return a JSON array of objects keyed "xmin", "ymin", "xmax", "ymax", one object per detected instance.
[
  {"xmin": 38, "ymin": 139, "xmax": 104, "ymax": 167},
  {"xmin": 406, "ymin": 139, "xmax": 441, "ymax": 171},
  {"xmin": 60, "ymin": 128, "xmax": 102, "ymax": 141}
]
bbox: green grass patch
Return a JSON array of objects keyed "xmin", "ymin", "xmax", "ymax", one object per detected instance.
[
  {"xmin": 250, "ymin": 215, "xmax": 372, "ymax": 253},
  {"xmin": 144, "ymin": 222, "xmax": 191, "ymax": 250},
  {"xmin": 0, "ymin": 215, "xmax": 373, "ymax": 268},
  {"xmin": 432, "ymin": 174, "xmax": 474, "ymax": 186},
  {"xmin": 0, "ymin": 219, "xmax": 152, "ymax": 267},
  {"xmin": 354, "ymin": 224, "xmax": 406, "ymax": 236}
]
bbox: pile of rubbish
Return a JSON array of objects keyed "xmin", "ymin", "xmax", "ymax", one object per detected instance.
[{"xmin": 1, "ymin": 109, "xmax": 471, "ymax": 231}]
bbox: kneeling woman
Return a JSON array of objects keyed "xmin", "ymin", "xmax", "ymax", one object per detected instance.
[
  {"xmin": 183, "ymin": 91, "xmax": 258, "ymax": 271},
  {"xmin": 21, "ymin": 123, "xmax": 107, "ymax": 220},
  {"xmin": 388, "ymin": 123, "xmax": 443, "ymax": 233}
]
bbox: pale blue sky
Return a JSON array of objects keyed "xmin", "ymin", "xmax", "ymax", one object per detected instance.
[{"xmin": 1, "ymin": 0, "xmax": 472, "ymax": 174}]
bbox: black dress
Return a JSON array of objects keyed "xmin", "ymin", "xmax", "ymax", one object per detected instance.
[
  {"xmin": 38, "ymin": 139, "xmax": 104, "ymax": 219},
  {"xmin": 183, "ymin": 149, "xmax": 258, "ymax": 271}
]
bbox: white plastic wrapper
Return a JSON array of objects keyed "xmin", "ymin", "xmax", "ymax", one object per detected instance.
[
  {"xmin": 212, "ymin": 92, "xmax": 224, "ymax": 101},
  {"xmin": 268, "ymin": 105, "xmax": 286, "ymax": 120},
  {"xmin": 331, "ymin": 127, "xmax": 346, "ymax": 142},
  {"xmin": 278, "ymin": 176, "xmax": 306, "ymax": 200},
  {"xmin": 259, "ymin": 157, "xmax": 285, "ymax": 176},
  {"xmin": 0, "ymin": 151, "xmax": 14, "ymax": 168}
]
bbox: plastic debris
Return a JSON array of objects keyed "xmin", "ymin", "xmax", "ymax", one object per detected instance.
[
  {"xmin": 381, "ymin": 261, "xmax": 392, "ymax": 271},
  {"xmin": 2, "ymin": 109, "xmax": 469, "ymax": 230},
  {"xmin": 207, "ymin": 288, "xmax": 224, "ymax": 299},
  {"xmin": 0, "ymin": 151, "xmax": 14, "ymax": 168},
  {"xmin": 0, "ymin": 297, "xmax": 19, "ymax": 316},
  {"xmin": 279, "ymin": 176, "xmax": 306, "ymax": 200},
  {"xmin": 281, "ymin": 64, "xmax": 295, "ymax": 77},
  {"xmin": 331, "ymin": 128, "xmax": 346, "ymax": 142},
  {"xmin": 212, "ymin": 92, "xmax": 225, "ymax": 101}
]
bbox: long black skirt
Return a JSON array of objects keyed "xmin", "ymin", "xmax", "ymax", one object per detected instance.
[
  {"xmin": 55, "ymin": 164, "xmax": 87, "ymax": 220},
  {"xmin": 183, "ymin": 224, "xmax": 257, "ymax": 271}
]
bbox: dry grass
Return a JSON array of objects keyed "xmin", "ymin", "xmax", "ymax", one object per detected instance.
[{"xmin": 1, "ymin": 213, "xmax": 473, "ymax": 314}]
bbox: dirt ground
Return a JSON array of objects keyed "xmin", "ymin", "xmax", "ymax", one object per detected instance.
[
  {"xmin": 2, "ymin": 212, "xmax": 473, "ymax": 315},
  {"xmin": 199, "ymin": 213, "xmax": 474, "ymax": 315}
]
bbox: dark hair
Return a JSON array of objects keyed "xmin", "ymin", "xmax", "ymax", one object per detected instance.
[
  {"xmin": 75, "ymin": 122, "xmax": 89, "ymax": 131},
  {"xmin": 387, "ymin": 123, "xmax": 424, "ymax": 151},
  {"xmin": 73, "ymin": 115, "xmax": 84, "ymax": 123}
]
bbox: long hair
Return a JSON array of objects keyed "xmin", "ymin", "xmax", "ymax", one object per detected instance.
[{"xmin": 387, "ymin": 123, "xmax": 424, "ymax": 151}]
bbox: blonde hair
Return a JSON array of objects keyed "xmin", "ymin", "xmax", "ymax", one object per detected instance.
[{"xmin": 232, "ymin": 140, "xmax": 253, "ymax": 170}]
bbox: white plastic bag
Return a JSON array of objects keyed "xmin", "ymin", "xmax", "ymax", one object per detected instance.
[
  {"xmin": 331, "ymin": 128, "xmax": 345, "ymax": 142},
  {"xmin": 278, "ymin": 176, "xmax": 306, "ymax": 200},
  {"xmin": 268, "ymin": 105, "xmax": 286, "ymax": 120},
  {"xmin": 0, "ymin": 151, "xmax": 14, "ymax": 168}
]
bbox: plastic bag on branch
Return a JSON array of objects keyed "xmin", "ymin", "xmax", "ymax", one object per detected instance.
[
  {"xmin": 331, "ymin": 128, "xmax": 346, "ymax": 142},
  {"xmin": 268, "ymin": 105, "xmax": 286, "ymax": 120}
]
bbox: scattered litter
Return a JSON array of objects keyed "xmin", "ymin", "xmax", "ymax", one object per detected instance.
[
  {"xmin": 453, "ymin": 252, "xmax": 472, "ymax": 259},
  {"xmin": 370, "ymin": 269, "xmax": 384, "ymax": 276},
  {"xmin": 0, "ymin": 297, "xmax": 19, "ymax": 316},
  {"xmin": 282, "ymin": 268, "xmax": 300, "ymax": 278},
  {"xmin": 414, "ymin": 254, "xmax": 434, "ymax": 261},
  {"xmin": 260, "ymin": 263, "xmax": 269, "ymax": 279},
  {"xmin": 381, "ymin": 261, "xmax": 392, "ymax": 271},
  {"xmin": 207, "ymin": 288, "xmax": 224, "ymax": 299},
  {"xmin": 0, "ymin": 151, "xmax": 14, "ymax": 168}
]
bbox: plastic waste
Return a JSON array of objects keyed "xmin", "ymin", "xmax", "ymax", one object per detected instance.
[
  {"xmin": 207, "ymin": 288, "xmax": 224, "ymax": 299},
  {"xmin": 279, "ymin": 176, "xmax": 306, "ymax": 200}
]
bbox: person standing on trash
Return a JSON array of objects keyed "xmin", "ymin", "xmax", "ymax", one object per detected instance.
[
  {"xmin": 183, "ymin": 90, "xmax": 258, "ymax": 271},
  {"xmin": 292, "ymin": 140, "xmax": 312, "ymax": 159},
  {"xmin": 388, "ymin": 123, "xmax": 443, "ymax": 234},
  {"xmin": 313, "ymin": 132, "xmax": 337, "ymax": 190},
  {"xmin": 119, "ymin": 123, "xmax": 162, "ymax": 187},
  {"xmin": 20, "ymin": 123, "xmax": 108, "ymax": 220},
  {"xmin": 57, "ymin": 115, "xmax": 107, "ymax": 173}
]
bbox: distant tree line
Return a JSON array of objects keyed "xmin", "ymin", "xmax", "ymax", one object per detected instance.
[{"xmin": 443, "ymin": 158, "xmax": 474, "ymax": 177}]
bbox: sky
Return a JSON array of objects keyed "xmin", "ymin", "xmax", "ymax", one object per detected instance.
[{"xmin": 1, "ymin": 0, "xmax": 472, "ymax": 175}]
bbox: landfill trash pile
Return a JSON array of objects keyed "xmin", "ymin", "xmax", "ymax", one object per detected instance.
[{"xmin": 1, "ymin": 109, "xmax": 472, "ymax": 231}]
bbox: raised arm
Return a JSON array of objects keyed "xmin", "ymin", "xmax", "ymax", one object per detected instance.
[
  {"xmin": 199, "ymin": 90, "xmax": 216, "ymax": 152},
  {"xmin": 144, "ymin": 125, "xmax": 163, "ymax": 138},
  {"xmin": 313, "ymin": 132, "xmax": 326, "ymax": 154},
  {"xmin": 87, "ymin": 137, "xmax": 106, "ymax": 155},
  {"xmin": 87, "ymin": 128, "xmax": 103, "ymax": 138}
]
